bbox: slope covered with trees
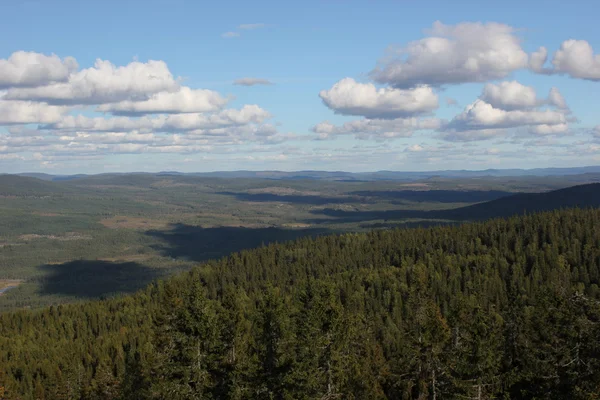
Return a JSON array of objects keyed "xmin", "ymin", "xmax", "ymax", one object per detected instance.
[
  {"xmin": 438, "ymin": 182, "xmax": 600, "ymax": 220},
  {"xmin": 317, "ymin": 182, "xmax": 600, "ymax": 223},
  {"xmin": 1, "ymin": 208, "xmax": 600, "ymax": 399}
]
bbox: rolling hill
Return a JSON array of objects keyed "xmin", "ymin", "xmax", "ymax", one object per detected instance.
[
  {"xmin": 437, "ymin": 182, "xmax": 600, "ymax": 220},
  {"xmin": 13, "ymin": 165, "xmax": 600, "ymax": 182},
  {"xmin": 315, "ymin": 183, "xmax": 600, "ymax": 224}
]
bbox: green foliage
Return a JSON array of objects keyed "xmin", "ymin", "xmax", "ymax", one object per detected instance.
[{"xmin": 1, "ymin": 208, "xmax": 600, "ymax": 398}]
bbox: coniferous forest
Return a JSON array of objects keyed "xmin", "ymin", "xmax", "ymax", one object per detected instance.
[{"xmin": 1, "ymin": 208, "xmax": 600, "ymax": 399}]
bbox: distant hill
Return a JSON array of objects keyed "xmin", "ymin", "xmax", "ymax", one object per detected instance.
[
  {"xmin": 438, "ymin": 182, "xmax": 600, "ymax": 220},
  {"xmin": 184, "ymin": 166, "xmax": 600, "ymax": 181},
  {"xmin": 316, "ymin": 183, "xmax": 600, "ymax": 223},
  {"xmin": 12, "ymin": 165, "xmax": 600, "ymax": 182},
  {"xmin": 16, "ymin": 172, "xmax": 88, "ymax": 181},
  {"xmin": 0, "ymin": 174, "xmax": 77, "ymax": 196}
]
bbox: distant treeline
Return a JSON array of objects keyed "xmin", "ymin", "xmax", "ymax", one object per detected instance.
[{"xmin": 1, "ymin": 208, "xmax": 600, "ymax": 399}]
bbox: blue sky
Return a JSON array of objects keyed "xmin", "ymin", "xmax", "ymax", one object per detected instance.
[{"xmin": 1, "ymin": 0, "xmax": 599, "ymax": 173}]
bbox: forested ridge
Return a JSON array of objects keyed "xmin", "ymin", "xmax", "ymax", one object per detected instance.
[{"xmin": 2, "ymin": 208, "xmax": 600, "ymax": 399}]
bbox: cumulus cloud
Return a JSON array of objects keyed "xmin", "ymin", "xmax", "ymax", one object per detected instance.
[
  {"xmin": 529, "ymin": 123, "xmax": 569, "ymax": 135},
  {"xmin": 532, "ymin": 40, "xmax": 600, "ymax": 80},
  {"xmin": 161, "ymin": 105, "xmax": 271, "ymax": 131},
  {"xmin": 233, "ymin": 77, "xmax": 274, "ymax": 86},
  {"xmin": 0, "ymin": 100, "xmax": 67, "ymax": 124},
  {"xmin": 44, "ymin": 104, "xmax": 271, "ymax": 133},
  {"xmin": 312, "ymin": 117, "xmax": 441, "ymax": 140},
  {"xmin": 552, "ymin": 40, "xmax": 600, "ymax": 80},
  {"xmin": 253, "ymin": 124, "xmax": 278, "ymax": 136},
  {"xmin": 593, "ymin": 125, "xmax": 600, "ymax": 138},
  {"xmin": 319, "ymin": 78, "xmax": 438, "ymax": 118},
  {"xmin": 548, "ymin": 87, "xmax": 568, "ymax": 109},
  {"xmin": 2, "ymin": 119, "xmax": 287, "ymax": 161},
  {"xmin": 5, "ymin": 59, "xmax": 178, "ymax": 105},
  {"xmin": 448, "ymin": 100, "xmax": 565, "ymax": 130},
  {"xmin": 0, "ymin": 51, "xmax": 78, "ymax": 89},
  {"xmin": 529, "ymin": 47, "xmax": 552, "ymax": 74},
  {"xmin": 44, "ymin": 115, "xmax": 156, "ymax": 132},
  {"xmin": 480, "ymin": 81, "xmax": 569, "ymax": 111},
  {"xmin": 480, "ymin": 81, "xmax": 567, "ymax": 110},
  {"xmin": 97, "ymin": 87, "xmax": 228, "ymax": 115},
  {"xmin": 0, "ymin": 134, "xmax": 59, "ymax": 150},
  {"xmin": 63, "ymin": 131, "xmax": 159, "ymax": 145},
  {"xmin": 0, "ymin": 51, "xmax": 296, "ymax": 166},
  {"xmin": 371, "ymin": 21, "xmax": 528, "ymax": 88},
  {"xmin": 441, "ymin": 80, "xmax": 572, "ymax": 141},
  {"xmin": 481, "ymin": 81, "xmax": 538, "ymax": 110}
]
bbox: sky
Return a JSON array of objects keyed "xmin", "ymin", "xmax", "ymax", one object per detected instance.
[{"xmin": 1, "ymin": 0, "xmax": 600, "ymax": 174}]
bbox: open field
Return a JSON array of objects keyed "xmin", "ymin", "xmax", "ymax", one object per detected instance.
[{"xmin": 1, "ymin": 172, "xmax": 600, "ymax": 311}]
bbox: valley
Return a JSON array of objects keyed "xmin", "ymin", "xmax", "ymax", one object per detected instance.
[{"xmin": 1, "ymin": 171, "xmax": 600, "ymax": 311}]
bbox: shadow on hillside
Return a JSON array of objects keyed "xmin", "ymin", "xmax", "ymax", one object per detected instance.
[
  {"xmin": 348, "ymin": 189, "xmax": 512, "ymax": 204},
  {"xmin": 358, "ymin": 220, "xmax": 458, "ymax": 230},
  {"xmin": 217, "ymin": 191, "xmax": 364, "ymax": 205},
  {"xmin": 147, "ymin": 224, "xmax": 329, "ymax": 262},
  {"xmin": 307, "ymin": 208, "xmax": 433, "ymax": 225},
  {"xmin": 36, "ymin": 260, "xmax": 163, "ymax": 298}
]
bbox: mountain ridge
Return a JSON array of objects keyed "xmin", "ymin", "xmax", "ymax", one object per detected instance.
[{"xmin": 8, "ymin": 165, "xmax": 600, "ymax": 182}]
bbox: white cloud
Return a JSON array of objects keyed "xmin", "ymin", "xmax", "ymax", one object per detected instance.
[
  {"xmin": 548, "ymin": 87, "xmax": 568, "ymax": 109},
  {"xmin": 0, "ymin": 100, "xmax": 67, "ymax": 124},
  {"xmin": 552, "ymin": 40, "xmax": 600, "ymax": 80},
  {"xmin": 233, "ymin": 77, "xmax": 274, "ymax": 86},
  {"xmin": 481, "ymin": 81, "xmax": 538, "ymax": 110},
  {"xmin": 222, "ymin": 32, "xmax": 240, "ymax": 38},
  {"xmin": 253, "ymin": 124, "xmax": 278, "ymax": 136},
  {"xmin": 441, "ymin": 128, "xmax": 507, "ymax": 142},
  {"xmin": 529, "ymin": 123, "xmax": 569, "ymax": 135},
  {"xmin": 593, "ymin": 125, "xmax": 600, "ymax": 138},
  {"xmin": 0, "ymin": 51, "xmax": 78, "ymax": 89},
  {"xmin": 312, "ymin": 117, "xmax": 441, "ymax": 140},
  {"xmin": 448, "ymin": 100, "xmax": 565, "ymax": 130},
  {"xmin": 44, "ymin": 104, "xmax": 271, "ymax": 133},
  {"xmin": 1, "ymin": 119, "xmax": 291, "ymax": 159},
  {"xmin": 238, "ymin": 23, "xmax": 265, "ymax": 30},
  {"xmin": 45, "ymin": 115, "xmax": 157, "ymax": 132},
  {"xmin": 0, "ymin": 134, "xmax": 59, "ymax": 150},
  {"xmin": 97, "ymin": 87, "xmax": 228, "ymax": 115},
  {"xmin": 319, "ymin": 78, "xmax": 438, "ymax": 118},
  {"xmin": 59, "ymin": 131, "xmax": 159, "ymax": 145},
  {"xmin": 5, "ymin": 59, "xmax": 178, "ymax": 105},
  {"xmin": 161, "ymin": 105, "xmax": 271, "ymax": 131},
  {"xmin": 371, "ymin": 21, "xmax": 528, "ymax": 88},
  {"xmin": 529, "ymin": 47, "xmax": 552, "ymax": 74},
  {"xmin": 0, "ymin": 154, "xmax": 25, "ymax": 160},
  {"xmin": 442, "ymin": 80, "xmax": 572, "ymax": 141},
  {"xmin": 480, "ymin": 81, "xmax": 569, "ymax": 111},
  {"xmin": 406, "ymin": 144, "xmax": 424, "ymax": 152}
]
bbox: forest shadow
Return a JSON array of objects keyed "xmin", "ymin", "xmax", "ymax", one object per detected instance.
[
  {"xmin": 217, "ymin": 191, "xmax": 364, "ymax": 205},
  {"xmin": 216, "ymin": 189, "xmax": 513, "ymax": 207},
  {"xmin": 36, "ymin": 260, "xmax": 163, "ymax": 298},
  {"xmin": 307, "ymin": 208, "xmax": 433, "ymax": 225},
  {"xmin": 358, "ymin": 220, "xmax": 458, "ymax": 230},
  {"xmin": 147, "ymin": 224, "xmax": 329, "ymax": 262},
  {"xmin": 348, "ymin": 189, "xmax": 512, "ymax": 204}
]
